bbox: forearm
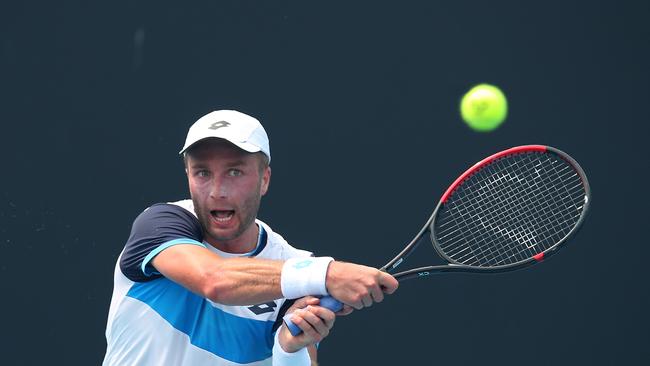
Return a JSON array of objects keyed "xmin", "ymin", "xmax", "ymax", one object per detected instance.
[
  {"xmin": 153, "ymin": 244, "xmax": 285, "ymax": 305},
  {"xmin": 211, "ymin": 256, "xmax": 333, "ymax": 305},
  {"xmin": 152, "ymin": 245, "xmax": 332, "ymax": 306},
  {"xmin": 202, "ymin": 256, "xmax": 285, "ymax": 305},
  {"xmin": 307, "ymin": 345, "xmax": 318, "ymax": 366},
  {"xmin": 272, "ymin": 327, "xmax": 311, "ymax": 365}
]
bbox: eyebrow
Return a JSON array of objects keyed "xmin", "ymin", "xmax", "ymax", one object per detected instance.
[
  {"xmin": 188, "ymin": 159, "xmax": 247, "ymax": 170},
  {"xmin": 225, "ymin": 160, "xmax": 247, "ymax": 168},
  {"xmin": 188, "ymin": 161, "xmax": 208, "ymax": 170}
]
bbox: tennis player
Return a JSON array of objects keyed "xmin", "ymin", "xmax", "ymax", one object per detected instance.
[{"xmin": 102, "ymin": 110, "xmax": 399, "ymax": 366}]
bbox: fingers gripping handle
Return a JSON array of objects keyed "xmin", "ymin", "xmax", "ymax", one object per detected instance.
[{"xmin": 283, "ymin": 296, "xmax": 343, "ymax": 336}]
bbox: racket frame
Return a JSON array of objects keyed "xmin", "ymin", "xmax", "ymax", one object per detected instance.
[{"xmin": 382, "ymin": 145, "xmax": 591, "ymax": 280}]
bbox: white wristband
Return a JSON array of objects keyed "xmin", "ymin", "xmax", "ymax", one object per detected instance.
[
  {"xmin": 281, "ymin": 256, "xmax": 334, "ymax": 299},
  {"xmin": 272, "ymin": 328, "xmax": 310, "ymax": 366}
]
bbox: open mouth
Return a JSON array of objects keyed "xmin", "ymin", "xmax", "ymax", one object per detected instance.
[{"xmin": 210, "ymin": 210, "xmax": 235, "ymax": 223}]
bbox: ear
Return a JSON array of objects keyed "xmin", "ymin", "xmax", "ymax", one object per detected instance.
[{"xmin": 260, "ymin": 166, "xmax": 271, "ymax": 196}]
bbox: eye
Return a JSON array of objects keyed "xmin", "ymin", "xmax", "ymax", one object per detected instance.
[
  {"xmin": 195, "ymin": 170, "xmax": 210, "ymax": 178},
  {"xmin": 227, "ymin": 169, "xmax": 243, "ymax": 177}
]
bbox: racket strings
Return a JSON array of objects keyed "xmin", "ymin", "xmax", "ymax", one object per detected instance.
[
  {"xmin": 448, "ymin": 155, "xmax": 583, "ymax": 265},
  {"xmin": 434, "ymin": 151, "xmax": 586, "ymax": 267},
  {"xmin": 449, "ymin": 158, "xmax": 580, "ymax": 265}
]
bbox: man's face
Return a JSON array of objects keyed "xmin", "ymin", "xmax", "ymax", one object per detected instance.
[{"xmin": 185, "ymin": 139, "xmax": 270, "ymax": 250}]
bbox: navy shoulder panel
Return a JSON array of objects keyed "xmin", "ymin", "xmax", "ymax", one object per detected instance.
[{"xmin": 120, "ymin": 203, "xmax": 203, "ymax": 282}]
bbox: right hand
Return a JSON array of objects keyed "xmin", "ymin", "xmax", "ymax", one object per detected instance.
[{"xmin": 325, "ymin": 261, "xmax": 399, "ymax": 310}]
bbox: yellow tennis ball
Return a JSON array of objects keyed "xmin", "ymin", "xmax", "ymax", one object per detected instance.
[{"xmin": 460, "ymin": 84, "xmax": 508, "ymax": 132}]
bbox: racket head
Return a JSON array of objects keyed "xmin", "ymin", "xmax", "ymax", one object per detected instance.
[{"xmin": 429, "ymin": 145, "xmax": 590, "ymax": 272}]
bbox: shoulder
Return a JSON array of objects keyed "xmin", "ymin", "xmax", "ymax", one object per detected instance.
[
  {"xmin": 133, "ymin": 200, "xmax": 199, "ymax": 228},
  {"xmin": 129, "ymin": 199, "xmax": 203, "ymax": 243},
  {"xmin": 166, "ymin": 199, "xmax": 198, "ymax": 218},
  {"xmin": 120, "ymin": 200, "xmax": 204, "ymax": 282},
  {"xmin": 257, "ymin": 220, "xmax": 313, "ymax": 260}
]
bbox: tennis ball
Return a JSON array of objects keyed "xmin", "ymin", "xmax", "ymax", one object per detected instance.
[{"xmin": 460, "ymin": 84, "xmax": 508, "ymax": 132}]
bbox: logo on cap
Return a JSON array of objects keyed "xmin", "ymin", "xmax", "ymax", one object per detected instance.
[{"xmin": 209, "ymin": 121, "xmax": 231, "ymax": 130}]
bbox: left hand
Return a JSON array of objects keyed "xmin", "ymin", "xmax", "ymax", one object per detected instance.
[{"xmin": 278, "ymin": 296, "xmax": 336, "ymax": 353}]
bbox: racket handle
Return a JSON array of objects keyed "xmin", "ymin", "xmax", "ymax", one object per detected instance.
[{"xmin": 283, "ymin": 296, "xmax": 343, "ymax": 336}]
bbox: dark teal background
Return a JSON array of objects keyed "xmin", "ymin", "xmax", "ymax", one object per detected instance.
[{"xmin": 1, "ymin": 1, "xmax": 648, "ymax": 364}]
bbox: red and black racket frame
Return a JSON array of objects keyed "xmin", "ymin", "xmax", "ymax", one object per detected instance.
[{"xmin": 381, "ymin": 145, "xmax": 591, "ymax": 281}]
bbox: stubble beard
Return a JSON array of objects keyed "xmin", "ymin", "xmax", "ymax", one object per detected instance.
[{"xmin": 193, "ymin": 188, "xmax": 262, "ymax": 246}]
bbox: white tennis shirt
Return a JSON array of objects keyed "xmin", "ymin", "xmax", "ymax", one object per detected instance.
[{"xmin": 103, "ymin": 199, "xmax": 311, "ymax": 365}]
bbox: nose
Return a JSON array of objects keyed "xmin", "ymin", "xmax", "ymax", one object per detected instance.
[{"xmin": 210, "ymin": 177, "xmax": 229, "ymax": 199}]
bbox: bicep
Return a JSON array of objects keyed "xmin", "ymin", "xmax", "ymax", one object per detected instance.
[{"xmin": 151, "ymin": 243, "xmax": 225, "ymax": 297}]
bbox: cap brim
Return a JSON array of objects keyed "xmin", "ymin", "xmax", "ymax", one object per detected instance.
[{"xmin": 179, "ymin": 137, "xmax": 262, "ymax": 155}]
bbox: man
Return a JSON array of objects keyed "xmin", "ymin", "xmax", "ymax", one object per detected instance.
[{"xmin": 103, "ymin": 110, "xmax": 399, "ymax": 365}]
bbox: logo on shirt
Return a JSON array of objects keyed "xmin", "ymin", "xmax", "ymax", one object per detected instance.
[
  {"xmin": 293, "ymin": 259, "xmax": 313, "ymax": 269},
  {"xmin": 248, "ymin": 301, "xmax": 277, "ymax": 315},
  {"xmin": 209, "ymin": 121, "xmax": 230, "ymax": 130}
]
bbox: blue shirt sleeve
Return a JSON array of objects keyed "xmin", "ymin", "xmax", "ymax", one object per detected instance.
[{"xmin": 120, "ymin": 203, "xmax": 204, "ymax": 282}]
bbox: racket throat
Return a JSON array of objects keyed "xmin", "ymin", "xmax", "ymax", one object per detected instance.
[{"xmin": 382, "ymin": 232, "xmax": 430, "ymax": 272}]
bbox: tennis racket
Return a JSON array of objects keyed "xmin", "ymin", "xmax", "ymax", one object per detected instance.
[{"xmin": 284, "ymin": 145, "xmax": 590, "ymax": 335}]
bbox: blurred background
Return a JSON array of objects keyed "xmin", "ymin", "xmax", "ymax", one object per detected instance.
[{"xmin": 1, "ymin": 1, "xmax": 648, "ymax": 365}]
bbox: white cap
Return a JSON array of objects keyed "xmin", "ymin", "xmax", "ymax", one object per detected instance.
[{"xmin": 179, "ymin": 110, "xmax": 271, "ymax": 162}]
